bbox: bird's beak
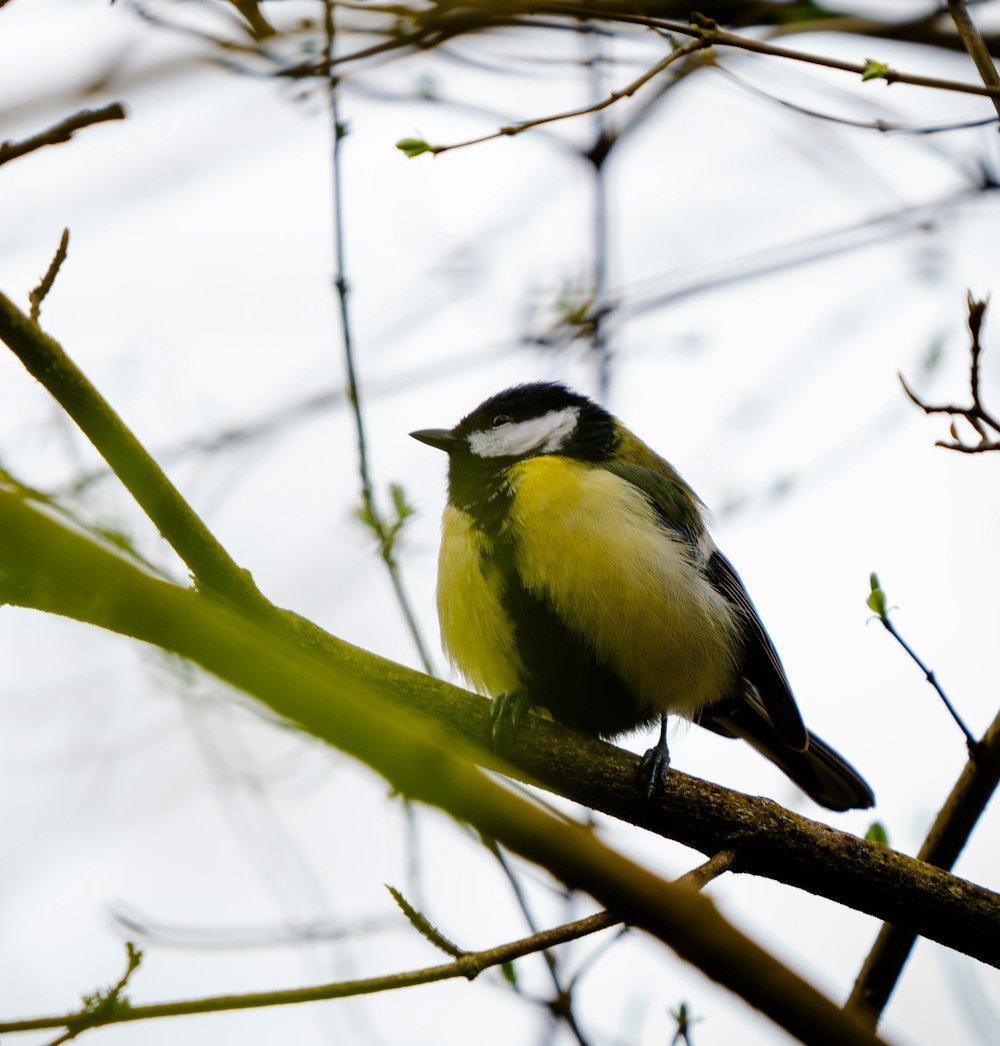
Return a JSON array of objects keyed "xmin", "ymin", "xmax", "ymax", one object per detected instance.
[{"xmin": 410, "ymin": 428, "xmax": 462, "ymax": 452}]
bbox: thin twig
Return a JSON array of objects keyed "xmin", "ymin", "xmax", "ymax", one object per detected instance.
[
  {"xmin": 675, "ymin": 849, "xmax": 737, "ymax": 891},
  {"xmin": 29, "ymin": 229, "xmax": 70, "ymax": 323},
  {"xmin": 715, "ymin": 64, "xmax": 998, "ymax": 135},
  {"xmin": 306, "ymin": 2, "xmax": 1000, "ymax": 107},
  {"xmin": 583, "ymin": 25, "xmax": 613, "ymax": 399},
  {"xmin": 0, "ymin": 905, "xmax": 618, "ymax": 1038},
  {"xmin": 386, "ymin": 885, "xmax": 464, "ymax": 957},
  {"xmin": 879, "ymin": 616, "xmax": 975, "ymax": 748},
  {"xmin": 324, "ymin": 1, "xmax": 435, "ymax": 673},
  {"xmin": 411, "ymin": 36, "xmax": 708, "ymax": 155},
  {"xmin": 0, "ymin": 494, "xmax": 896, "ymax": 1045},
  {"xmin": 481, "ymin": 835, "xmax": 560, "ymax": 985},
  {"xmin": 376, "ymin": 4, "xmax": 1000, "ymax": 109},
  {"xmin": 899, "ymin": 293, "xmax": 1000, "ymax": 453},
  {"xmin": 0, "ymin": 103, "xmax": 126, "ymax": 167},
  {"xmin": 43, "ymin": 943, "xmax": 143, "ymax": 1044},
  {"xmin": 867, "ymin": 574, "xmax": 976, "ymax": 751},
  {"xmin": 947, "ymin": 0, "xmax": 1000, "ymax": 122},
  {"xmin": 0, "ymin": 291, "xmax": 274, "ymax": 614},
  {"xmin": 848, "ymin": 707, "xmax": 1000, "ymax": 1024}
]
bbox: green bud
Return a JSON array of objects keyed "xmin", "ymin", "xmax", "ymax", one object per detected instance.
[
  {"xmin": 396, "ymin": 137, "xmax": 434, "ymax": 158},
  {"xmin": 867, "ymin": 572, "xmax": 887, "ymax": 619},
  {"xmin": 861, "ymin": 59, "xmax": 891, "ymax": 83},
  {"xmin": 865, "ymin": 821, "xmax": 889, "ymax": 846}
]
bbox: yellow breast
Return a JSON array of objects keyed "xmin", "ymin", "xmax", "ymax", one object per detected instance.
[
  {"xmin": 505, "ymin": 457, "xmax": 739, "ymax": 719},
  {"xmin": 435, "ymin": 455, "xmax": 740, "ymax": 723},
  {"xmin": 437, "ymin": 504, "xmax": 524, "ymax": 697}
]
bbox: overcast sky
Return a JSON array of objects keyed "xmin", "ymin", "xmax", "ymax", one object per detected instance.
[{"xmin": 1, "ymin": 3, "xmax": 999, "ymax": 1044}]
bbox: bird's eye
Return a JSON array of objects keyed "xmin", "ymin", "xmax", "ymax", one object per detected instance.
[{"xmin": 491, "ymin": 413, "xmax": 512, "ymax": 427}]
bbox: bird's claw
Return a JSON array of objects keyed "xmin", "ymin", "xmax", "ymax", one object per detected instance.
[
  {"xmin": 639, "ymin": 720, "xmax": 671, "ymax": 801},
  {"xmin": 491, "ymin": 688, "xmax": 532, "ymax": 746}
]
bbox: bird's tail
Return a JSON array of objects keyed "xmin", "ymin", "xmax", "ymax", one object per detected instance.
[{"xmin": 700, "ymin": 696, "xmax": 874, "ymax": 812}]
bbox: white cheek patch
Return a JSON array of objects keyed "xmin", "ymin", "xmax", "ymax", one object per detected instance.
[{"xmin": 468, "ymin": 407, "xmax": 580, "ymax": 458}]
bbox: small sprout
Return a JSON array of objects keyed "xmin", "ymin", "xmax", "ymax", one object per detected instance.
[
  {"xmin": 354, "ymin": 483, "xmax": 415, "ymax": 562},
  {"xmin": 386, "ymin": 884, "xmax": 464, "ymax": 957},
  {"xmin": 966, "ymin": 291, "xmax": 988, "ymax": 336},
  {"xmin": 396, "ymin": 137, "xmax": 434, "ymax": 158},
  {"xmin": 29, "ymin": 227, "xmax": 71, "ymax": 323},
  {"xmin": 861, "ymin": 59, "xmax": 891, "ymax": 83},
  {"xmin": 671, "ymin": 1001, "xmax": 702, "ymax": 1045},
  {"xmin": 335, "ymin": 120, "xmax": 350, "ymax": 141},
  {"xmin": 354, "ymin": 500, "xmax": 376, "ymax": 531},
  {"xmin": 867, "ymin": 573, "xmax": 887, "ymax": 620},
  {"xmin": 866, "ymin": 822, "xmax": 889, "ymax": 846},
  {"xmin": 500, "ymin": 960, "xmax": 518, "ymax": 986},
  {"xmin": 389, "ymin": 482, "xmax": 414, "ymax": 524}
]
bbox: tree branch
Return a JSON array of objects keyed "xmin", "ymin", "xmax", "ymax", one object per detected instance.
[
  {"xmin": 0, "ymin": 291, "xmax": 274, "ymax": 612},
  {"xmin": 0, "ymin": 907, "xmax": 622, "ymax": 1039},
  {"xmin": 3, "ymin": 850, "xmax": 738, "ymax": 1041},
  {"xmin": 900, "ymin": 293, "xmax": 1000, "ymax": 453},
  {"xmin": 0, "ymin": 491, "xmax": 886, "ymax": 1046},
  {"xmin": 947, "ymin": 0, "xmax": 1000, "ymax": 122},
  {"xmin": 0, "ymin": 104, "xmax": 126, "ymax": 168},
  {"xmin": 0, "ymin": 482, "xmax": 995, "ymax": 972},
  {"xmin": 847, "ymin": 706, "xmax": 1000, "ymax": 1024}
]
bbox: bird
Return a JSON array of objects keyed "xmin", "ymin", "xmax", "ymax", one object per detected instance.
[{"xmin": 411, "ymin": 382, "xmax": 874, "ymax": 811}]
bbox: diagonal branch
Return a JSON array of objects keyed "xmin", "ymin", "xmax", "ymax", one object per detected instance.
[
  {"xmin": 0, "ymin": 104, "xmax": 126, "ymax": 168},
  {"xmin": 847, "ymin": 706, "xmax": 1000, "ymax": 1025},
  {"xmin": 0, "ymin": 491, "xmax": 887, "ymax": 1046},
  {"xmin": 0, "ymin": 492, "xmax": 998, "ymax": 973},
  {"xmin": 900, "ymin": 294, "xmax": 1000, "ymax": 453},
  {"xmin": 0, "ymin": 291, "xmax": 274, "ymax": 613},
  {"xmin": 947, "ymin": 0, "xmax": 1000, "ymax": 122},
  {"xmin": 4, "ymin": 852, "xmax": 738, "ymax": 1042}
]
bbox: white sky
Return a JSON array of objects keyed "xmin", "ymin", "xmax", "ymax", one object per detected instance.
[{"xmin": 1, "ymin": 2, "xmax": 999, "ymax": 1044}]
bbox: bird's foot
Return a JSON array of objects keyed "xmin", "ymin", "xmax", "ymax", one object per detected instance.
[
  {"xmin": 490, "ymin": 688, "xmax": 532, "ymax": 746},
  {"xmin": 639, "ymin": 718, "xmax": 671, "ymax": 801}
]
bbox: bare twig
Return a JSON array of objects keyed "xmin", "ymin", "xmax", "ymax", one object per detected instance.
[
  {"xmin": 0, "ymin": 103, "xmax": 126, "ymax": 167},
  {"xmin": 849, "ymin": 707, "xmax": 1000, "ymax": 1024},
  {"xmin": 715, "ymin": 64, "xmax": 998, "ymax": 135},
  {"xmin": 866, "ymin": 574, "xmax": 976, "ymax": 750},
  {"xmin": 583, "ymin": 25, "xmax": 613, "ymax": 399},
  {"xmin": 947, "ymin": 0, "xmax": 1000, "ymax": 122},
  {"xmin": 29, "ymin": 229, "xmax": 70, "ymax": 323},
  {"xmin": 0, "ymin": 291, "xmax": 273, "ymax": 614},
  {"xmin": 386, "ymin": 885, "xmax": 464, "ymax": 957},
  {"xmin": 378, "ymin": 4, "xmax": 1000, "ymax": 107},
  {"xmin": 1, "ymin": 494, "xmax": 998, "ymax": 975},
  {"xmin": 0, "ymin": 907, "xmax": 623, "ymax": 1041},
  {"xmin": 675, "ymin": 850, "xmax": 737, "ymax": 891},
  {"xmin": 400, "ymin": 35, "xmax": 708, "ymax": 155},
  {"xmin": 43, "ymin": 943, "xmax": 143, "ymax": 1045},
  {"xmin": 900, "ymin": 293, "xmax": 1000, "ymax": 453},
  {"xmin": 0, "ymin": 493, "xmax": 892, "ymax": 1045},
  {"xmin": 324, "ymin": 2, "xmax": 435, "ymax": 672}
]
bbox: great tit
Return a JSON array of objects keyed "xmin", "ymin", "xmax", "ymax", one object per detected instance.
[{"xmin": 411, "ymin": 382, "xmax": 874, "ymax": 811}]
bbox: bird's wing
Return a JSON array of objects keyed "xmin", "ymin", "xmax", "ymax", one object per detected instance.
[
  {"xmin": 701, "ymin": 687, "xmax": 874, "ymax": 810},
  {"xmin": 705, "ymin": 549, "xmax": 807, "ymax": 750},
  {"xmin": 601, "ymin": 461, "xmax": 704, "ymax": 548},
  {"xmin": 603, "ymin": 461, "xmax": 807, "ymax": 751}
]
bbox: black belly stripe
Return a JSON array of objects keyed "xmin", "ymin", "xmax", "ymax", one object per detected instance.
[
  {"xmin": 463, "ymin": 470, "xmax": 656, "ymax": 739},
  {"xmin": 498, "ymin": 567, "xmax": 655, "ymax": 739}
]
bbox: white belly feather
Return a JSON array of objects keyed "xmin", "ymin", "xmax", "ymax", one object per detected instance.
[{"xmin": 505, "ymin": 457, "xmax": 740, "ymax": 720}]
